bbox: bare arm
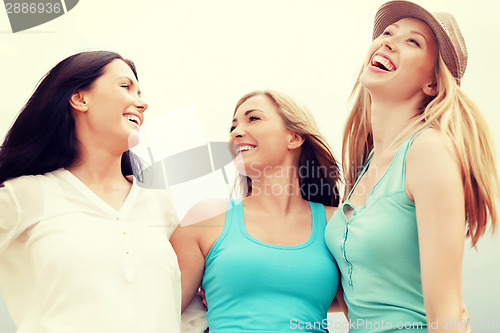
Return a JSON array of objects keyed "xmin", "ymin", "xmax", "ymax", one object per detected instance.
[
  {"xmin": 406, "ymin": 130, "xmax": 466, "ymax": 333},
  {"xmin": 170, "ymin": 198, "xmax": 227, "ymax": 313},
  {"xmin": 170, "ymin": 223, "xmax": 205, "ymax": 313}
]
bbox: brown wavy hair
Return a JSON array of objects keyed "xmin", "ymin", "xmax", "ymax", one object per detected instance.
[{"xmin": 233, "ymin": 90, "xmax": 341, "ymax": 207}]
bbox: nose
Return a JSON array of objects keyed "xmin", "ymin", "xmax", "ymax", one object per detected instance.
[
  {"xmin": 230, "ymin": 124, "xmax": 245, "ymax": 140},
  {"xmin": 135, "ymin": 96, "xmax": 148, "ymax": 113},
  {"xmin": 380, "ymin": 37, "xmax": 393, "ymax": 51}
]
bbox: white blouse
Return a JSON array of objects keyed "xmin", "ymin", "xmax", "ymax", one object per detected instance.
[{"xmin": 0, "ymin": 169, "xmax": 181, "ymax": 333}]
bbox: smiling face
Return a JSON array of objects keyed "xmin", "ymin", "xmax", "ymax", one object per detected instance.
[
  {"xmin": 229, "ymin": 94, "xmax": 297, "ymax": 176},
  {"xmin": 72, "ymin": 59, "xmax": 148, "ymax": 153},
  {"xmin": 360, "ymin": 17, "xmax": 439, "ymax": 101}
]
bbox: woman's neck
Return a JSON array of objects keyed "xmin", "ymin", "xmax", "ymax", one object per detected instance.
[
  {"xmin": 246, "ymin": 165, "xmax": 307, "ymax": 216},
  {"xmin": 370, "ymin": 95, "xmax": 422, "ymax": 154},
  {"xmin": 67, "ymin": 143, "xmax": 129, "ymax": 187}
]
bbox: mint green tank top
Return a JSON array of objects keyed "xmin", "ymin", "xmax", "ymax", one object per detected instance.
[
  {"xmin": 325, "ymin": 130, "xmax": 428, "ymax": 332},
  {"xmin": 203, "ymin": 199, "xmax": 338, "ymax": 332}
]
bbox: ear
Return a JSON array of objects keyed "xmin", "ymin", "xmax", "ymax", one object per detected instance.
[
  {"xmin": 422, "ymin": 81, "xmax": 438, "ymax": 97},
  {"xmin": 288, "ymin": 132, "xmax": 305, "ymax": 150},
  {"xmin": 69, "ymin": 91, "xmax": 88, "ymax": 112}
]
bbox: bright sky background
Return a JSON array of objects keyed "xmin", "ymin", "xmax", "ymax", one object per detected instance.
[{"xmin": 1, "ymin": 1, "xmax": 499, "ymax": 331}]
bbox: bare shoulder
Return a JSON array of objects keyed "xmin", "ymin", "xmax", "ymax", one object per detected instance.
[
  {"xmin": 407, "ymin": 128, "xmax": 456, "ymax": 162},
  {"xmin": 406, "ymin": 128, "xmax": 461, "ymax": 199},
  {"xmin": 406, "ymin": 128, "xmax": 456, "ymax": 168},
  {"xmin": 180, "ymin": 198, "xmax": 228, "ymax": 228},
  {"xmin": 324, "ymin": 205, "xmax": 338, "ymax": 222},
  {"xmin": 171, "ymin": 198, "xmax": 228, "ymax": 255}
]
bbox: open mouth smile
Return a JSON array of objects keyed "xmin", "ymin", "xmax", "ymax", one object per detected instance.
[
  {"xmin": 124, "ymin": 114, "xmax": 142, "ymax": 127},
  {"xmin": 371, "ymin": 54, "xmax": 396, "ymax": 72},
  {"xmin": 235, "ymin": 144, "xmax": 256, "ymax": 155}
]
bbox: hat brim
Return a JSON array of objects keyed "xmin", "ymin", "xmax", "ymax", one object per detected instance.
[{"xmin": 373, "ymin": 1, "xmax": 459, "ymax": 80}]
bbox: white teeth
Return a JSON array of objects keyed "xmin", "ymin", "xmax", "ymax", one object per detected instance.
[
  {"xmin": 237, "ymin": 145, "xmax": 255, "ymax": 153},
  {"xmin": 125, "ymin": 114, "xmax": 141, "ymax": 126},
  {"xmin": 372, "ymin": 55, "xmax": 395, "ymax": 71}
]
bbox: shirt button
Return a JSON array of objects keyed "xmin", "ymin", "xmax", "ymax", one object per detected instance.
[
  {"xmin": 348, "ymin": 267, "xmax": 353, "ymax": 274},
  {"xmin": 115, "ymin": 217, "xmax": 120, "ymax": 221},
  {"xmin": 348, "ymin": 280, "xmax": 353, "ymax": 286},
  {"xmin": 122, "ymin": 232, "xmax": 126, "ymax": 235},
  {"xmin": 125, "ymin": 251, "xmax": 129, "ymax": 254}
]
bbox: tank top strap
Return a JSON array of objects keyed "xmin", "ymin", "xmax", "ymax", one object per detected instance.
[
  {"xmin": 346, "ymin": 153, "xmax": 374, "ymax": 201},
  {"xmin": 309, "ymin": 201, "xmax": 327, "ymax": 231},
  {"xmin": 205, "ymin": 198, "xmax": 244, "ymax": 264},
  {"xmin": 393, "ymin": 126, "xmax": 431, "ymax": 169},
  {"xmin": 227, "ymin": 198, "xmax": 244, "ymax": 235},
  {"xmin": 369, "ymin": 126, "xmax": 431, "ymax": 197},
  {"xmin": 402, "ymin": 126, "xmax": 430, "ymax": 153},
  {"xmin": 346, "ymin": 126, "xmax": 430, "ymax": 202}
]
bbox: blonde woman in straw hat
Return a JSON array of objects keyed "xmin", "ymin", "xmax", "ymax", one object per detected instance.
[
  {"xmin": 172, "ymin": 90, "xmax": 343, "ymax": 332},
  {"xmin": 325, "ymin": 0, "xmax": 499, "ymax": 332}
]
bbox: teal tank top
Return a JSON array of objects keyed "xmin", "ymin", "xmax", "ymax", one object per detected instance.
[
  {"xmin": 202, "ymin": 199, "xmax": 338, "ymax": 332},
  {"xmin": 325, "ymin": 130, "xmax": 428, "ymax": 332}
]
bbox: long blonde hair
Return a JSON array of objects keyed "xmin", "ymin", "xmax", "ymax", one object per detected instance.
[
  {"xmin": 343, "ymin": 55, "xmax": 500, "ymax": 246},
  {"xmin": 234, "ymin": 90, "xmax": 341, "ymax": 207}
]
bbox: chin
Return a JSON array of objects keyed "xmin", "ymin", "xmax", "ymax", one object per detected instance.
[
  {"xmin": 235, "ymin": 155, "xmax": 267, "ymax": 179},
  {"xmin": 359, "ymin": 70, "xmax": 375, "ymax": 90},
  {"xmin": 127, "ymin": 130, "xmax": 141, "ymax": 149},
  {"xmin": 359, "ymin": 75, "xmax": 389, "ymax": 96},
  {"xmin": 233, "ymin": 153, "xmax": 250, "ymax": 176}
]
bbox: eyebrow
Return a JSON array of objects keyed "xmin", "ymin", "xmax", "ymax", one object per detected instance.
[
  {"xmin": 410, "ymin": 30, "xmax": 427, "ymax": 40},
  {"xmin": 118, "ymin": 76, "xmax": 141, "ymax": 96},
  {"xmin": 232, "ymin": 109, "xmax": 263, "ymax": 123},
  {"xmin": 390, "ymin": 23, "xmax": 427, "ymax": 41}
]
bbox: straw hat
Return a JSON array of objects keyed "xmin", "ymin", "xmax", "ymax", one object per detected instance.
[{"xmin": 373, "ymin": 0, "xmax": 467, "ymax": 85}]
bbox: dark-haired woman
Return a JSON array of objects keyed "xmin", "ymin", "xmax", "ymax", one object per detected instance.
[{"xmin": 0, "ymin": 51, "xmax": 181, "ymax": 332}]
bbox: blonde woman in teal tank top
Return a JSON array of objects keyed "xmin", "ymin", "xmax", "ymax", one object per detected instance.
[
  {"xmin": 171, "ymin": 90, "xmax": 344, "ymax": 332},
  {"xmin": 325, "ymin": 1, "xmax": 499, "ymax": 332}
]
